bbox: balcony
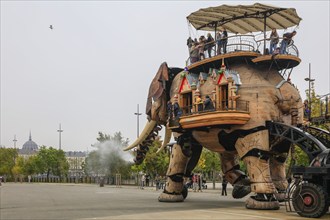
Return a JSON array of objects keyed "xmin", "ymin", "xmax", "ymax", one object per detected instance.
[{"xmin": 169, "ymin": 100, "xmax": 250, "ymax": 129}]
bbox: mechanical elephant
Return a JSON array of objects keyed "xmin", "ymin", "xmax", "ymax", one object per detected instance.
[{"xmin": 124, "ymin": 61, "xmax": 303, "ymax": 210}]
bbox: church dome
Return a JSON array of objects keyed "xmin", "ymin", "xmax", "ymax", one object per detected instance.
[{"xmin": 21, "ymin": 132, "xmax": 38, "ymax": 154}]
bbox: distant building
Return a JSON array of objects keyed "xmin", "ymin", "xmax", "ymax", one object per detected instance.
[
  {"xmin": 66, "ymin": 151, "xmax": 86, "ymax": 177},
  {"xmin": 19, "ymin": 132, "xmax": 39, "ymax": 156},
  {"xmin": 17, "ymin": 132, "xmax": 86, "ymax": 176}
]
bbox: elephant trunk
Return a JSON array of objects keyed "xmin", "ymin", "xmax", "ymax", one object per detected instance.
[{"xmin": 134, "ymin": 123, "xmax": 163, "ymax": 165}]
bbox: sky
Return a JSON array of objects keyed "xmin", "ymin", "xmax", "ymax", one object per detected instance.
[{"xmin": 1, "ymin": 1, "xmax": 329, "ymax": 152}]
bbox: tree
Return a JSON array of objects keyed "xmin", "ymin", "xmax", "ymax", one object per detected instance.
[
  {"xmin": 133, "ymin": 139, "xmax": 170, "ymax": 178},
  {"xmin": 12, "ymin": 156, "xmax": 25, "ymax": 181},
  {"xmin": 84, "ymin": 150, "xmax": 103, "ymax": 176},
  {"xmin": 193, "ymin": 148, "xmax": 221, "ymax": 174},
  {"xmin": 35, "ymin": 146, "xmax": 69, "ymax": 181},
  {"xmin": 96, "ymin": 132, "xmax": 110, "ymax": 143},
  {"xmin": 0, "ymin": 148, "xmax": 18, "ymax": 180},
  {"xmin": 23, "ymin": 155, "xmax": 39, "ymax": 175}
]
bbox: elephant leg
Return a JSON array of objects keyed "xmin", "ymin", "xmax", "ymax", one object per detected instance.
[
  {"xmin": 220, "ymin": 151, "xmax": 251, "ymax": 198},
  {"xmin": 270, "ymin": 140, "xmax": 292, "ymax": 202},
  {"xmin": 184, "ymin": 139, "xmax": 202, "ymax": 177},
  {"xmin": 158, "ymin": 133, "xmax": 192, "ymax": 202},
  {"xmin": 235, "ymin": 129, "xmax": 279, "ymax": 210}
]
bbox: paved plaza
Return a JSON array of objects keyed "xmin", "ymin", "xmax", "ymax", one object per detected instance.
[{"xmin": 0, "ymin": 183, "xmax": 329, "ymax": 220}]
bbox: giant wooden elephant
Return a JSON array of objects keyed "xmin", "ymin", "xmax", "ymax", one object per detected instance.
[{"xmin": 124, "ymin": 60, "xmax": 303, "ymax": 210}]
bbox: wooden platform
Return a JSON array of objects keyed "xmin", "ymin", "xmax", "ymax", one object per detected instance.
[
  {"xmin": 252, "ymin": 54, "xmax": 301, "ymax": 70},
  {"xmin": 179, "ymin": 111, "xmax": 251, "ymax": 129},
  {"xmin": 187, "ymin": 51, "xmax": 260, "ymax": 73}
]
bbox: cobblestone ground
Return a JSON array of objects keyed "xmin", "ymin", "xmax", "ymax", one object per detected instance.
[{"xmin": 0, "ymin": 183, "xmax": 329, "ymax": 219}]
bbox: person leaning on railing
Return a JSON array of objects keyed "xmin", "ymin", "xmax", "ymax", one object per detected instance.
[
  {"xmin": 198, "ymin": 36, "xmax": 206, "ymax": 60},
  {"xmin": 189, "ymin": 42, "xmax": 200, "ymax": 63},
  {"xmin": 204, "ymin": 95, "xmax": 215, "ymax": 110},
  {"xmin": 280, "ymin": 30, "xmax": 297, "ymax": 54}
]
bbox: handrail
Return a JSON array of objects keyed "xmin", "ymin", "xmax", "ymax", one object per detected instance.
[
  {"xmin": 187, "ymin": 34, "xmax": 259, "ymax": 65},
  {"xmin": 256, "ymin": 37, "xmax": 299, "ymax": 56},
  {"xmin": 186, "ymin": 34, "xmax": 300, "ymax": 66},
  {"xmin": 178, "ymin": 99, "xmax": 249, "ymax": 117}
]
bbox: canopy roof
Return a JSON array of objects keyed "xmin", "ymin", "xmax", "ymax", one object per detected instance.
[{"xmin": 187, "ymin": 3, "xmax": 302, "ymax": 34}]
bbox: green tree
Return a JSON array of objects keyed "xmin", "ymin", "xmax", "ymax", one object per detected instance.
[
  {"xmin": 23, "ymin": 155, "xmax": 39, "ymax": 175},
  {"xmin": 12, "ymin": 156, "xmax": 25, "ymax": 181},
  {"xmin": 133, "ymin": 140, "xmax": 170, "ymax": 177},
  {"xmin": 0, "ymin": 148, "xmax": 18, "ymax": 180},
  {"xmin": 35, "ymin": 146, "xmax": 69, "ymax": 181},
  {"xmin": 193, "ymin": 148, "xmax": 221, "ymax": 173},
  {"xmin": 96, "ymin": 132, "xmax": 110, "ymax": 143},
  {"xmin": 85, "ymin": 150, "xmax": 103, "ymax": 176}
]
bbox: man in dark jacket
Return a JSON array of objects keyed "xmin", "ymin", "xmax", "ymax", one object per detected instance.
[
  {"xmin": 204, "ymin": 95, "xmax": 215, "ymax": 110},
  {"xmin": 280, "ymin": 30, "xmax": 297, "ymax": 54}
]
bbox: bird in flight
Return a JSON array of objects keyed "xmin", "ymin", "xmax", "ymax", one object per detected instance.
[{"xmin": 49, "ymin": 25, "xmax": 53, "ymax": 30}]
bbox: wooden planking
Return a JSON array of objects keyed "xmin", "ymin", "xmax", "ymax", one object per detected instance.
[
  {"xmin": 252, "ymin": 54, "xmax": 301, "ymax": 63},
  {"xmin": 187, "ymin": 51, "xmax": 260, "ymax": 70},
  {"xmin": 179, "ymin": 111, "xmax": 250, "ymax": 129}
]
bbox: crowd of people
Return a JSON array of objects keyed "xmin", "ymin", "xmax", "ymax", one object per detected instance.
[
  {"xmin": 167, "ymin": 95, "xmax": 215, "ymax": 122},
  {"xmin": 187, "ymin": 27, "xmax": 297, "ymax": 63},
  {"xmin": 140, "ymin": 173, "xmax": 229, "ymax": 196},
  {"xmin": 187, "ymin": 27, "xmax": 228, "ymax": 64}
]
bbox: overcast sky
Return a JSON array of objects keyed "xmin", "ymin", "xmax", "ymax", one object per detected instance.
[{"xmin": 1, "ymin": 1, "xmax": 329, "ymax": 152}]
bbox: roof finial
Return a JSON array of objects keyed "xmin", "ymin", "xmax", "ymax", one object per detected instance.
[{"xmin": 29, "ymin": 131, "xmax": 32, "ymax": 141}]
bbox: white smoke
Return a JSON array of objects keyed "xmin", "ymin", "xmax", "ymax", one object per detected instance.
[{"xmin": 94, "ymin": 139, "xmax": 133, "ymax": 163}]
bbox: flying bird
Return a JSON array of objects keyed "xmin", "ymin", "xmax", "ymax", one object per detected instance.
[{"xmin": 49, "ymin": 25, "xmax": 53, "ymax": 30}]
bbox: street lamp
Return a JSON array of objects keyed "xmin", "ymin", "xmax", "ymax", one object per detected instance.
[
  {"xmin": 134, "ymin": 104, "xmax": 142, "ymax": 138},
  {"xmin": 304, "ymin": 63, "xmax": 315, "ymax": 121},
  {"xmin": 13, "ymin": 135, "xmax": 17, "ymax": 149},
  {"xmin": 57, "ymin": 123, "xmax": 63, "ymax": 150}
]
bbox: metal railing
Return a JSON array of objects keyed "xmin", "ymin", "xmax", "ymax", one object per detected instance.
[
  {"xmin": 186, "ymin": 34, "xmax": 299, "ymax": 66},
  {"xmin": 255, "ymin": 38, "xmax": 299, "ymax": 57},
  {"xmin": 179, "ymin": 100, "xmax": 249, "ymax": 117},
  {"xmin": 186, "ymin": 34, "xmax": 258, "ymax": 65}
]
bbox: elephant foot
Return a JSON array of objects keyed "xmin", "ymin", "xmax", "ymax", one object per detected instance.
[
  {"xmin": 274, "ymin": 190, "xmax": 286, "ymax": 202},
  {"xmin": 245, "ymin": 193, "xmax": 279, "ymax": 210},
  {"xmin": 158, "ymin": 192, "xmax": 184, "ymax": 202},
  {"xmin": 232, "ymin": 178, "xmax": 251, "ymax": 199}
]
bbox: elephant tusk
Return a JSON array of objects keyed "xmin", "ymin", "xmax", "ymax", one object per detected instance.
[
  {"xmin": 156, "ymin": 127, "xmax": 172, "ymax": 153},
  {"xmin": 123, "ymin": 120, "xmax": 157, "ymax": 151}
]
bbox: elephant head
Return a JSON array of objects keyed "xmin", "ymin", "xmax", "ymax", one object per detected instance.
[
  {"xmin": 123, "ymin": 63, "xmax": 181, "ymax": 161},
  {"xmin": 146, "ymin": 62, "xmax": 169, "ymax": 124}
]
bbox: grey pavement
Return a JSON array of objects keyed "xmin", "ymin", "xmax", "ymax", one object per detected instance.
[{"xmin": 0, "ymin": 183, "xmax": 329, "ymax": 220}]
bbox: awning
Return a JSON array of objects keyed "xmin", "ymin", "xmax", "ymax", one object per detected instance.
[{"xmin": 186, "ymin": 3, "xmax": 302, "ymax": 34}]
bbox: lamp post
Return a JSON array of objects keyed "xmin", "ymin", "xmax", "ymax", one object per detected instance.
[
  {"xmin": 13, "ymin": 135, "xmax": 17, "ymax": 149},
  {"xmin": 304, "ymin": 63, "xmax": 315, "ymax": 121},
  {"xmin": 134, "ymin": 104, "xmax": 142, "ymax": 138},
  {"xmin": 57, "ymin": 123, "xmax": 63, "ymax": 150}
]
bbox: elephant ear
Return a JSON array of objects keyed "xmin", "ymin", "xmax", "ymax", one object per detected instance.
[{"xmin": 146, "ymin": 62, "xmax": 169, "ymax": 118}]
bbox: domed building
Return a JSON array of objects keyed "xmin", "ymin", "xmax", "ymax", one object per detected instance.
[{"xmin": 20, "ymin": 132, "xmax": 39, "ymax": 155}]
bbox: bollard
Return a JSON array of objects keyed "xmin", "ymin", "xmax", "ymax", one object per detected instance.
[{"xmin": 100, "ymin": 177, "xmax": 104, "ymax": 187}]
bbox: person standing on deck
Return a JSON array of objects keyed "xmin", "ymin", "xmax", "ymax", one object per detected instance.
[
  {"xmin": 220, "ymin": 27, "xmax": 228, "ymax": 54},
  {"xmin": 280, "ymin": 30, "xmax": 297, "ymax": 54},
  {"xmin": 269, "ymin": 28, "xmax": 279, "ymax": 54}
]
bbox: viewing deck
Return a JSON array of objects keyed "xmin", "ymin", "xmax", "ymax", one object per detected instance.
[{"xmin": 186, "ymin": 34, "xmax": 300, "ymax": 72}]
